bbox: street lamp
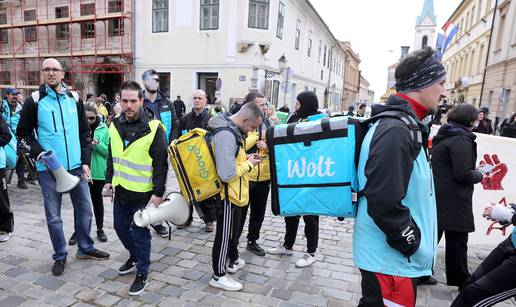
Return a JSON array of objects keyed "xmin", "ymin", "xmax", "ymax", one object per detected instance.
[{"xmin": 278, "ymin": 54, "xmax": 287, "ymax": 72}]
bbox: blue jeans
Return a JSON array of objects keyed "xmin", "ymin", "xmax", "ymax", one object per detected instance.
[
  {"xmin": 113, "ymin": 196, "xmax": 151, "ymax": 276},
  {"xmin": 38, "ymin": 168, "xmax": 94, "ymax": 261}
]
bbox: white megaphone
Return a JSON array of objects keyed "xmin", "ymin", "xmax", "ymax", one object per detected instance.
[
  {"xmin": 133, "ymin": 192, "xmax": 189, "ymax": 228},
  {"xmin": 40, "ymin": 151, "xmax": 80, "ymax": 193}
]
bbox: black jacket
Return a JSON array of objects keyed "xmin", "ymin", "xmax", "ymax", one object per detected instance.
[
  {"xmin": 431, "ymin": 122, "xmax": 483, "ymax": 232},
  {"xmin": 173, "ymin": 99, "xmax": 186, "ymax": 116},
  {"xmin": 177, "ymin": 108, "xmax": 211, "ymax": 137},
  {"xmin": 105, "ymin": 108, "xmax": 168, "ymax": 204},
  {"xmin": 501, "ymin": 121, "xmax": 516, "ymax": 138},
  {"xmin": 143, "ymin": 91, "xmax": 179, "ymax": 144},
  {"xmin": 0, "ymin": 115, "xmax": 12, "ymax": 148}
]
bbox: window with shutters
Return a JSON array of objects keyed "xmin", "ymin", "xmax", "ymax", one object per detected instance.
[
  {"xmin": 248, "ymin": 0, "xmax": 269, "ymax": 29},
  {"xmin": 200, "ymin": 0, "xmax": 219, "ymax": 30},
  {"xmin": 276, "ymin": 2, "xmax": 285, "ymax": 38},
  {"xmin": 152, "ymin": 0, "xmax": 169, "ymax": 33},
  {"xmin": 294, "ymin": 19, "xmax": 301, "ymax": 50}
]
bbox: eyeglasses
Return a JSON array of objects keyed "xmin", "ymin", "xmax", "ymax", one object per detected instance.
[
  {"xmin": 193, "ymin": 97, "xmax": 203, "ymax": 100},
  {"xmin": 42, "ymin": 68, "xmax": 63, "ymax": 73},
  {"xmin": 87, "ymin": 116, "xmax": 96, "ymax": 120}
]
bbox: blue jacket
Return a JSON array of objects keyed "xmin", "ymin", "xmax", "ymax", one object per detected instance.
[
  {"xmin": 143, "ymin": 91, "xmax": 178, "ymax": 144},
  {"xmin": 16, "ymin": 83, "xmax": 91, "ymax": 172},
  {"xmin": 2, "ymin": 99, "xmax": 22, "ymax": 131},
  {"xmin": 0, "ymin": 115, "xmax": 12, "ymax": 169},
  {"xmin": 353, "ymin": 96, "xmax": 437, "ymax": 278}
]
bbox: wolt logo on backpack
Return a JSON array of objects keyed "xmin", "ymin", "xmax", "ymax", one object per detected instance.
[{"xmin": 287, "ymin": 156, "xmax": 336, "ymax": 178}]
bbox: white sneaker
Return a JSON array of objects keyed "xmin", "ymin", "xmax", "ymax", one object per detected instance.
[
  {"xmin": 0, "ymin": 231, "xmax": 10, "ymax": 242},
  {"xmin": 227, "ymin": 258, "xmax": 245, "ymax": 274},
  {"xmin": 209, "ymin": 275, "xmax": 243, "ymax": 291},
  {"xmin": 267, "ymin": 245, "xmax": 293, "ymax": 255},
  {"xmin": 295, "ymin": 253, "xmax": 316, "ymax": 268}
]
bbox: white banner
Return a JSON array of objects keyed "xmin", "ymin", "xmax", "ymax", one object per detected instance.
[{"xmin": 431, "ymin": 127, "xmax": 516, "ymax": 245}]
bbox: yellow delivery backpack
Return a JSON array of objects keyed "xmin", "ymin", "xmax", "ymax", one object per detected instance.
[{"xmin": 168, "ymin": 127, "xmax": 239, "ymax": 205}]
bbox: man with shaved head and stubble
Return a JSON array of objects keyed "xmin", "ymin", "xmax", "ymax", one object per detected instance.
[
  {"xmin": 176, "ymin": 89, "xmax": 216, "ymax": 231},
  {"xmin": 17, "ymin": 58, "xmax": 110, "ymax": 276}
]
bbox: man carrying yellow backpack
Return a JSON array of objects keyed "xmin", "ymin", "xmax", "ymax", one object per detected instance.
[{"xmin": 208, "ymin": 102, "xmax": 263, "ymax": 291}]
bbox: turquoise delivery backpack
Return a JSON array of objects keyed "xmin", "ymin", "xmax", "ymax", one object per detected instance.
[
  {"xmin": 5, "ymin": 126, "xmax": 17, "ymax": 170},
  {"xmin": 266, "ymin": 110, "xmax": 422, "ymax": 218}
]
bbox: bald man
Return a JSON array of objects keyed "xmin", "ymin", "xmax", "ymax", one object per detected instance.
[
  {"xmin": 177, "ymin": 89, "xmax": 215, "ymax": 231},
  {"xmin": 17, "ymin": 58, "xmax": 109, "ymax": 276}
]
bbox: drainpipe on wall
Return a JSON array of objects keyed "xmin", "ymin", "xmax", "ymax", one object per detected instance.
[{"xmin": 325, "ymin": 44, "xmax": 336, "ymax": 109}]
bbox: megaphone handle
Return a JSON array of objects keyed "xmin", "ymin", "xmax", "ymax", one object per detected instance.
[{"xmin": 164, "ymin": 221, "xmax": 172, "ymax": 240}]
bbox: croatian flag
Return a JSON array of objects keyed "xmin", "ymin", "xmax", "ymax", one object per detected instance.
[
  {"xmin": 442, "ymin": 22, "xmax": 459, "ymax": 53},
  {"xmin": 435, "ymin": 31, "xmax": 445, "ymax": 60}
]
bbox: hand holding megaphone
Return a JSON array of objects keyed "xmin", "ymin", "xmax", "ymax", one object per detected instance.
[
  {"xmin": 39, "ymin": 151, "xmax": 80, "ymax": 193},
  {"xmin": 133, "ymin": 192, "xmax": 189, "ymax": 228},
  {"xmin": 147, "ymin": 195, "xmax": 163, "ymax": 209}
]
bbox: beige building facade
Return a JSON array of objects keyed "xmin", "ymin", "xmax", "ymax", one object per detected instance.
[
  {"xmin": 341, "ymin": 41, "xmax": 360, "ymax": 110},
  {"xmin": 441, "ymin": 0, "xmax": 497, "ymax": 106},
  {"xmin": 482, "ymin": 0, "xmax": 516, "ymax": 122},
  {"xmin": 134, "ymin": 0, "xmax": 346, "ymax": 112}
]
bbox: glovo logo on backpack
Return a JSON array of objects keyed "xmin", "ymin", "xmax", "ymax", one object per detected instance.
[
  {"xmin": 169, "ymin": 128, "xmax": 223, "ymax": 204},
  {"xmin": 187, "ymin": 144, "xmax": 209, "ymax": 179}
]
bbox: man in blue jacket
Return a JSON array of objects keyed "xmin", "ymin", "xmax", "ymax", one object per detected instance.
[
  {"xmin": 2, "ymin": 87, "xmax": 26, "ymax": 189},
  {"xmin": 354, "ymin": 47, "xmax": 447, "ymax": 307},
  {"xmin": 17, "ymin": 58, "xmax": 109, "ymax": 276},
  {"xmin": 141, "ymin": 69, "xmax": 178, "ymax": 238}
]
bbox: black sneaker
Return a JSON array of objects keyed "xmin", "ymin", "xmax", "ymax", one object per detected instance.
[
  {"xmin": 68, "ymin": 233, "xmax": 77, "ymax": 246},
  {"xmin": 151, "ymin": 224, "xmax": 169, "ymax": 238},
  {"xmin": 97, "ymin": 229, "xmax": 107, "ymax": 242},
  {"xmin": 118, "ymin": 258, "xmax": 137, "ymax": 275},
  {"xmin": 17, "ymin": 180, "xmax": 27, "ymax": 189},
  {"xmin": 129, "ymin": 274, "xmax": 148, "ymax": 296},
  {"xmin": 416, "ymin": 276, "xmax": 438, "ymax": 286},
  {"xmin": 246, "ymin": 241, "xmax": 266, "ymax": 256},
  {"xmin": 75, "ymin": 248, "xmax": 110, "ymax": 260},
  {"xmin": 176, "ymin": 219, "xmax": 192, "ymax": 230},
  {"xmin": 52, "ymin": 259, "xmax": 66, "ymax": 276}
]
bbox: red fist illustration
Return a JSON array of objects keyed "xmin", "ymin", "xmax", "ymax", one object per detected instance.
[{"xmin": 480, "ymin": 154, "xmax": 508, "ymax": 190}]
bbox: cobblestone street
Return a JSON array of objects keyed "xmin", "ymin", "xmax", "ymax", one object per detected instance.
[{"xmin": 0, "ymin": 173, "xmax": 514, "ymax": 307}]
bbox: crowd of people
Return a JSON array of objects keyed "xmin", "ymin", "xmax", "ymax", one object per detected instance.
[{"xmin": 0, "ymin": 49, "xmax": 514, "ymax": 306}]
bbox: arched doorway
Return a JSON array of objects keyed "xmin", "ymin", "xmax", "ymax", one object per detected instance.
[{"xmin": 97, "ymin": 73, "xmax": 121, "ymax": 102}]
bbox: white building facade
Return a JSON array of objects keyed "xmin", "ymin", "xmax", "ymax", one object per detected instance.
[
  {"xmin": 358, "ymin": 75, "xmax": 374, "ymax": 105},
  {"xmin": 134, "ymin": 0, "xmax": 346, "ymax": 111}
]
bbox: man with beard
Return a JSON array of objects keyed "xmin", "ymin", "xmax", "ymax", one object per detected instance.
[{"xmin": 141, "ymin": 69, "xmax": 178, "ymax": 238}]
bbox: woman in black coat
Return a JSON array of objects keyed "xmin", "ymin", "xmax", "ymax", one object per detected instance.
[
  {"xmin": 431, "ymin": 103, "xmax": 484, "ymax": 288},
  {"xmin": 267, "ymin": 91, "xmax": 322, "ymax": 268}
]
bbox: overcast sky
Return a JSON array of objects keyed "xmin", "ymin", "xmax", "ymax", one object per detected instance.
[{"xmin": 310, "ymin": 0, "xmax": 463, "ymax": 101}]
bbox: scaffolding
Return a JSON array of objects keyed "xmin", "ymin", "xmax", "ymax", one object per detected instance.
[{"xmin": 0, "ymin": 0, "xmax": 133, "ymax": 100}]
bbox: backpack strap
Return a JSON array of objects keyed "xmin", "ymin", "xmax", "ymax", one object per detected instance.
[
  {"xmin": 31, "ymin": 91, "xmax": 40, "ymax": 103},
  {"xmin": 207, "ymin": 127, "xmax": 242, "ymax": 158},
  {"xmin": 365, "ymin": 110, "xmax": 422, "ymax": 161},
  {"xmin": 68, "ymin": 90, "xmax": 80, "ymax": 103},
  {"xmin": 354, "ymin": 110, "xmax": 423, "ymax": 205}
]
